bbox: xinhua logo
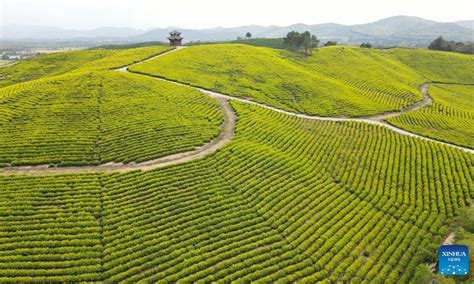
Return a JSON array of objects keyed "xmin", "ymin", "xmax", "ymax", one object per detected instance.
[{"xmin": 439, "ymin": 245, "xmax": 469, "ymax": 275}]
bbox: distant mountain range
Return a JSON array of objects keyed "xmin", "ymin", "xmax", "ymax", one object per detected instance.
[
  {"xmin": 1, "ymin": 16, "xmax": 473, "ymax": 47},
  {"xmin": 0, "ymin": 25, "xmax": 149, "ymax": 40}
]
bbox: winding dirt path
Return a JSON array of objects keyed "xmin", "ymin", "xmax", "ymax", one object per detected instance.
[
  {"xmin": 0, "ymin": 96, "xmax": 235, "ymax": 175},
  {"xmin": 361, "ymin": 83, "xmax": 433, "ymax": 121},
  {"xmin": 442, "ymin": 233, "xmax": 456, "ymax": 245},
  {"xmin": 198, "ymin": 83, "xmax": 471, "ymax": 154},
  {"xmin": 125, "ymin": 49, "xmax": 469, "ymax": 153},
  {"xmin": 0, "ymin": 46, "xmax": 472, "ymax": 175}
]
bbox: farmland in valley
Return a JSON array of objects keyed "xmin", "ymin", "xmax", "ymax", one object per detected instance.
[{"xmin": 0, "ymin": 43, "xmax": 472, "ymax": 282}]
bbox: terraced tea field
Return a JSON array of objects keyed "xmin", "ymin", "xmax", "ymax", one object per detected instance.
[
  {"xmin": 387, "ymin": 84, "xmax": 474, "ymax": 148},
  {"xmin": 0, "ymin": 70, "xmax": 223, "ymax": 167},
  {"xmin": 0, "ymin": 44, "xmax": 473, "ymax": 282},
  {"xmin": 1, "ymin": 101, "xmax": 473, "ymax": 282},
  {"xmin": 130, "ymin": 45, "xmax": 428, "ymax": 117},
  {"xmin": 386, "ymin": 48, "xmax": 474, "ymax": 84},
  {"xmin": 0, "ymin": 46, "xmax": 171, "ymax": 88}
]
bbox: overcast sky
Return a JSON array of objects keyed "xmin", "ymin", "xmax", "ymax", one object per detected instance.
[{"xmin": 0, "ymin": 0, "xmax": 473, "ymax": 30}]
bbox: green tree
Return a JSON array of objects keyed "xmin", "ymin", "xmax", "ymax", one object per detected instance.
[
  {"xmin": 245, "ymin": 32, "xmax": 252, "ymax": 38},
  {"xmin": 283, "ymin": 31, "xmax": 302, "ymax": 52},
  {"xmin": 429, "ymin": 37, "xmax": 474, "ymax": 54},
  {"xmin": 301, "ymin": 31, "xmax": 312, "ymax": 54},
  {"xmin": 324, "ymin": 41, "xmax": 337, "ymax": 46},
  {"xmin": 283, "ymin": 31, "xmax": 318, "ymax": 54},
  {"xmin": 455, "ymin": 42, "xmax": 474, "ymax": 54},
  {"xmin": 360, "ymin": 42, "xmax": 372, "ymax": 48},
  {"xmin": 428, "ymin": 36, "xmax": 453, "ymax": 51},
  {"xmin": 311, "ymin": 35, "xmax": 320, "ymax": 49}
]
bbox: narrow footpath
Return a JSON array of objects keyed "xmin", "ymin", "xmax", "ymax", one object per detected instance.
[{"xmin": 0, "ymin": 46, "xmax": 472, "ymax": 176}]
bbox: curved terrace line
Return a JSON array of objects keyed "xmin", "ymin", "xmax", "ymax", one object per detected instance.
[
  {"xmin": 195, "ymin": 82, "xmax": 471, "ymax": 154},
  {"xmin": 125, "ymin": 46, "xmax": 472, "ymax": 154},
  {"xmin": 0, "ymin": 95, "xmax": 235, "ymax": 175},
  {"xmin": 0, "ymin": 46, "xmax": 472, "ymax": 176}
]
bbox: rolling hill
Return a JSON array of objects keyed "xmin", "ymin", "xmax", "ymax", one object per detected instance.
[
  {"xmin": 0, "ymin": 43, "xmax": 472, "ymax": 282},
  {"xmin": 129, "ymin": 44, "xmax": 427, "ymax": 116}
]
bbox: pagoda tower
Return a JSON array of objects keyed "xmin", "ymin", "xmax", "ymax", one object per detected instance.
[{"xmin": 168, "ymin": 30, "xmax": 183, "ymax": 46}]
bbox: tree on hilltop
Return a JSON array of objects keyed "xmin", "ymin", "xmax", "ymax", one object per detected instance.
[
  {"xmin": 283, "ymin": 31, "xmax": 319, "ymax": 55},
  {"xmin": 324, "ymin": 41, "xmax": 337, "ymax": 46},
  {"xmin": 428, "ymin": 36, "xmax": 474, "ymax": 54},
  {"xmin": 311, "ymin": 35, "xmax": 320, "ymax": 49},
  {"xmin": 283, "ymin": 31, "xmax": 301, "ymax": 51},
  {"xmin": 429, "ymin": 36, "xmax": 453, "ymax": 51}
]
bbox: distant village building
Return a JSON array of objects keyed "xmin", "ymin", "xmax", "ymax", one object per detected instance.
[{"xmin": 168, "ymin": 30, "xmax": 183, "ymax": 46}]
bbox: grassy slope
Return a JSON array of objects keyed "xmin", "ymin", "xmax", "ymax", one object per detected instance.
[
  {"xmin": 91, "ymin": 41, "xmax": 166, "ymax": 50},
  {"xmin": 0, "ymin": 101, "xmax": 472, "ymax": 282},
  {"xmin": 0, "ymin": 50, "xmax": 114, "ymax": 88},
  {"xmin": 229, "ymin": 38, "xmax": 285, "ymax": 49},
  {"xmin": 130, "ymin": 44, "xmax": 426, "ymax": 117},
  {"xmin": 383, "ymin": 48, "xmax": 474, "ymax": 148},
  {"xmin": 0, "ymin": 44, "xmax": 473, "ymax": 282},
  {"xmin": 0, "ymin": 70, "xmax": 222, "ymax": 167},
  {"xmin": 284, "ymin": 46, "xmax": 425, "ymax": 110},
  {"xmin": 385, "ymin": 48, "xmax": 474, "ymax": 84},
  {"xmin": 387, "ymin": 84, "xmax": 474, "ymax": 148},
  {"xmin": 76, "ymin": 46, "xmax": 172, "ymax": 71},
  {"xmin": 0, "ymin": 46, "xmax": 171, "ymax": 88},
  {"xmin": 0, "ymin": 45, "xmax": 223, "ymax": 167}
]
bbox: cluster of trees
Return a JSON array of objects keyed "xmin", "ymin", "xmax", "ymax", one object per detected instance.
[
  {"xmin": 282, "ymin": 31, "xmax": 375, "ymax": 53},
  {"xmin": 324, "ymin": 41, "xmax": 337, "ymax": 46},
  {"xmin": 283, "ymin": 31, "xmax": 320, "ymax": 54},
  {"xmin": 236, "ymin": 32, "xmax": 253, "ymax": 40},
  {"xmin": 429, "ymin": 36, "xmax": 474, "ymax": 54}
]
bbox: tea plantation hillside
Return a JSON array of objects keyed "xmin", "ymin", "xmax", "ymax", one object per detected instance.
[
  {"xmin": 0, "ymin": 70, "xmax": 222, "ymax": 167},
  {"xmin": 281, "ymin": 46, "xmax": 426, "ymax": 107},
  {"xmin": 130, "ymin": 44, "xmax": 474, "ymax": 150},
  {"xmin": 130, "ymin": 44, "xmax": 428, "ymax": 117},
  {"xmin": 386, "ymin": 48, "xmax": 474, "ymax": 84},
  {"xmin": 0, "ymin": 46, "xmax": 171, "ymax": 88},
  {"xmin": 0, "ymin": 49, "xmax": 113, "ymax": 88},
  {"xmin": 387, "ymin": 84, "xmax": 474, "ymax": 148},
  {"xmin": 0, "ymin": 101, "xmax": 472, "ymax": 282},
  {"xmin": 0, "ymin": 44, "xmax": 473, "ymax": 282}
]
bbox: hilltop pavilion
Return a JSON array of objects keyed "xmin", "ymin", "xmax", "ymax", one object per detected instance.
[{"xmin": 168, "ymin": 30, "xmax": 183, "ymax": 46}]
